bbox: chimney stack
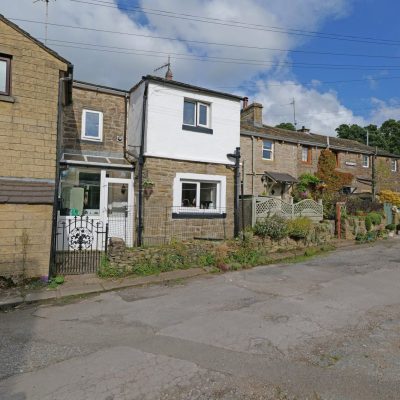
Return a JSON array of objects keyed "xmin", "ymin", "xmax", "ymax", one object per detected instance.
[
  {"xmin": 297, "ymin": 126, "xmax": 310, "ymax": 134},
  {"xmin": 241, "ymin": 101, "xmax": 263, "ymax": 126},
  {"xmin": 165, "ymin": 65, "xmax": 173, "ymax": 80}
]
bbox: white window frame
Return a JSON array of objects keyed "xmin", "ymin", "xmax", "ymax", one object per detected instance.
[
  {"xmin": 173, "ymin": 173, "xmax": 226, "ymax": 213},
  {"xmin": 391, "ymin": 159, "xmax": 397, "ymax": 172},
  {"xmin": 362, "ymin": 155, "xmax": 369, "ymax": 168},
  {"xmin": 262, "ymin": 140, "xmax": 274, "ymax": 160},
  {"xmin": 183, "ymin": 99, "xmax": 211, "ymax": 128},
  {"xmin": 81, "ymin": 109, "xmax": 103, "ymax": 142}
]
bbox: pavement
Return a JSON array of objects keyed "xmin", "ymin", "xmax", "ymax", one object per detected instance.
[
  {"xmin": 0, "ymin": 240, "xmax": 356, "ymax": 310},
  {"xmin": 1, "ymin": 239, "xmax": 400, "ymax": 399}
]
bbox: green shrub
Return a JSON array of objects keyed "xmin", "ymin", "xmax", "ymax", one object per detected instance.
[
  {"xmin": 198, "ymin": 252, "xmax": 216, "ymax": 267},
  {"xmin": 253, "ymin": 215, "xmax": 289, "ymax": 240},
  {"xmin": 54, "ymin": 276, "xmax": 64, "ymax": 285},
  {"xmin": 385, "ymin": 223, "xmax": 396, "ymax": 231},
  {"xmin": 365, "ymin": 215, "xmax": 372, "ymax": 231},
  {"xmin": 367, "ymin": 212, "xmax": 382, "ymax": 226},
  {"xmin": 288, "ymin": 217, "xmax": 313, "ymax": 239},
  {"xmin": 229, "ymin": 246, "xmax": 261, "ymax": 266}
]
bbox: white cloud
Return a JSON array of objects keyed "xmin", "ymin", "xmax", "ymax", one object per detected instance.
[
  {"xmin": 1, "ymin": 0, "xmax": 351, "ymax": 89},
  {"xmin": 252, "ymin": 80, "xmax": 366, "ymax": 135},
  {"xmin": 369, "ymin": 98, "xmax": 400, "ymax": 124}
]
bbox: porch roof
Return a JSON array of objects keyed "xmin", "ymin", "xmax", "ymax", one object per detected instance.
[
  {"xmin": 61, "ymin": 153, "xmax": 133, "ymax": 169},
  {"xmin": 264, "ymin": 171, "xmax": 298, "ymax": 184}
]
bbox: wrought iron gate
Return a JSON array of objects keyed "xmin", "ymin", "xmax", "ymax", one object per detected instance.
[{"xmin": 54, "ymin": 216, "xmax": 108, "ymax": 275}]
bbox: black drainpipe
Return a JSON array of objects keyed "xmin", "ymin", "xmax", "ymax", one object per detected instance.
[
  {"xmin": 49, "ymin": 73, "xmax": 72, "ymax": 278},
  {"xmin": 137, "ymin": 81, "xmax": 149, "ymax": 246},
  {"xmin": 227, "ymin": 147, "xmax": 241, "ymax": 238}
]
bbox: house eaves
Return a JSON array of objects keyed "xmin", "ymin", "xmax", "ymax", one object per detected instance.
[
  {"xmin": 134, "ymin": 75, "xmax": 243, "ymax": 102},
  {"xmin": 73, "ymin": 80, "xmax": 129, "ymax": 97}
]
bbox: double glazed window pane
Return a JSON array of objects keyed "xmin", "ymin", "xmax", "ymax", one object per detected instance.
[
  {"xmin": 183, "ymin": 101, "xmax": 196, "ymax": 125},
  {"xmin": 200, "ymin": 183, "xmax": 217, "ymax": 209},
  {"xmin": 302, "ymin": 147, "xmax": 308, "ymax": 162},
  {"xmin": 181, "ymin": 183, "xmax": 197, "ymax": 207},
  {"xmin": 85, "ymin": 112, "xmax": 100, "ymax": 138},
  {"xmin": 181, "ymin": 182, "xmax": 217, "ymax": 209},
  {"xmin": 198, "ymin": 104, "xmax": 208, "ymax": 126},
  {"xmin": 0, "ymin": 60, "xmax": 8, "ymax": 94},
  {"xmin": 263, "ymin": 140, "xmax": 273, "ymax": 160}
]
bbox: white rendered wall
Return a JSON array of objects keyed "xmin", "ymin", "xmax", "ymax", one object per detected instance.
[
  {"xmin": 144, "ymin": 82, "xmax": 240, "ymax": 165},
  {"xmin": 127, "ymin": 81, "xmax": 145, "ymax": 158}
]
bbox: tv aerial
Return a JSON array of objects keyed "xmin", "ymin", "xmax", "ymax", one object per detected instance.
[
  {"xmin": 33, "ymin": 0, "xmax": 56, "ymax": 45},
  {"xmin": 154, "ymin": 56, "xmax": 173, "ymax": 80}
]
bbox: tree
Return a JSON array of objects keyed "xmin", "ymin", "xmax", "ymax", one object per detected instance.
[
  {"xmin": 335, "ymin": 120, "xmax": 400, "ymax": 155},
  {"xmin": 275, "ymin": 122, "xmax": 296, "ymax": 131}
]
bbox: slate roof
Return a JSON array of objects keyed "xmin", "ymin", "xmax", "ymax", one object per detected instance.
[
  {"xmin": 0, "ymin": 179, "xmax": 55, "ymax": 204},
  {"xmin": 241, "ymin": 123, "xmax": 400, "ymax": 157},
  {"xmin": 264, "ymin": 171, "xmax": 298, "ymax": 184},
  {"xmin": 130, "ymin": 75, "xmax": 243, "ymax": 101}
]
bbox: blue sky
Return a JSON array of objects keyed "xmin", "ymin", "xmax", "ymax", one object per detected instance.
[{"xmin": 2, "ymin": 0, "xmax": 400, "ymax": 134}]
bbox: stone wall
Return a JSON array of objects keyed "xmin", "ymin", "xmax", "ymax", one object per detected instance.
[
  {"xmin": 139, "ymin": 157, "xmax": 235, "ymax": 245},
  {"xmin": 0, "ymin": 19, "xmax": 68, "ymax": 179},
  {"xmin": 241, "ymin": 135, "xmax": 374, "ymax": 196},
  {"xmin": 62, "ymin": 85, "xmax": 126, "ymax": 154},
  {"xmin": 0, "ymin": 204, "xmax": 53, "ymax": 278},
  {"xmin": 376, "ymin": 156, "xmax": 400, "ymax": 192}
]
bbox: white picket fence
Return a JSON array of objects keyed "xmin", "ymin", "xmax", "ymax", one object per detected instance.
[{"xmin": 252, "ymin": 197, "xmax": 323, "ymax": 225}]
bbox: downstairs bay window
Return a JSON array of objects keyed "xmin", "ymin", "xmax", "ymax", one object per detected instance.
[{"xmin": 172, "ymin": 173, "xmax": 226, "ymax": 218}]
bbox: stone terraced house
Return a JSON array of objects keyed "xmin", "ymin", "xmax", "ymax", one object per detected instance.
[
  {"xmin": 0, "ymin": 15, "xmax": 72, "ymax": 279},
  {"xmin": 240, "ymin": 102, "xmax": 400, "ymax": 199}
]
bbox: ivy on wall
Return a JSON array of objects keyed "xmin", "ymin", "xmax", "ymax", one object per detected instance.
[{"xmin": 316, "ymin": 149, "xmax": 353, "ymax": 192}]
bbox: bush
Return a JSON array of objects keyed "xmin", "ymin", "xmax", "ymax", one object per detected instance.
[
  {"xmin": 288, "ymin": 217, "xmax": 313, "ymax": 239},
  {"xmin": 385, "ymin": 223, "xmax": 396, "ymax": 231},
  {"xmin": 365, "ymin": 215, "xmax": 372, "ymax": 231},
  {"xmin": 367, "ymin": 211, "xmax": 382, "ymax": 226},
  {"xmin": 253, "ymin": 215, "xmax": 289, "ymax": 240},
  {"xmin": 379, "ymin": 190, "xmax": 400, "ymax": 207}
]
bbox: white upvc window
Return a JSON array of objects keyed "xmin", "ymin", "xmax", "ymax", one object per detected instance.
[
  {"xmin": 391, "ymin": 159, "xmax": 397, "ymax": 172},
  {"xmin": 183, "ymin": 99, "xmax": 210, "ymax": 128},
  {"xmin": 362, "ymin": 155, "xmax": 369, "ymax": 168},
  {"xmin": 81, "ymin": 109, "xmax": 103, "ymax": 141},
  {"xmin": 173, "ymin": 173, "xmax": 226, "ymax": 213},
  {"xmin": 262, "ymin": 140, "xmax": 274, "ymax": 160}
]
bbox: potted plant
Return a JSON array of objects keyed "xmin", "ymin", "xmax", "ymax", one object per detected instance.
[{"xmin": 143, "ymin": 179, "xmax": 155, "ymax": 198}]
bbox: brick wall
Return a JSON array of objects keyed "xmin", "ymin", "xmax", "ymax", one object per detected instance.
[
  {"xmin": 139, "ymin": 157, "xmax": 235, "ymax": 244},
  {"xmin": 62, "ymin": 86, "xmax": 126, "ymax": 154},
  {"xmin": 0, "ymin": 20, "xmax": 68, "ymax": 179},
  {"xmin": 0, "ymin": 204, "xmax": 53, "ymax": 278}
]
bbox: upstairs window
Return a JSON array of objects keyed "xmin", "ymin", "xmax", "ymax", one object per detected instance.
[
  {"xmin": 301, "ymin": 146, "xmax": 312, "ymax": 163},
  {"xmin": 81, "ymin": 109, "xmax": 103, "ymax": 141},
  {"xmin": 0, "ymin": 55, "xmax": 11, "ymax": 96},
  {"xmin": 362, "ymin": 155, "xmax": 369, "ymax": 168},
  {"xmin": 183, "ymin": 99, "xmax": 211, "ymax": 130},
  {"xmin": 391, "ymin": 159, "xmax": 397, "ymax": 172},
  {"xmin": 262, "ymin": 140, "xmax": 273, "ymax": 160}
]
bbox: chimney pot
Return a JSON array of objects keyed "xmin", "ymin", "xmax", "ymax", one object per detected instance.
[{"xmin": 242, "ymin": 97, "xmax": 249, "ymax": 109}]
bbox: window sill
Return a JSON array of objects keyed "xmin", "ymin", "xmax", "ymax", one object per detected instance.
[
  {"xmin": 182, "ymin": 124, "xmax": 213, "ymax": 134},
  {"xmin": 262, "ymin": 158, "xmax": 273, "ymax": 161},
  {"xmin": 80, "ymin": 138, "xmax": 103, "ymax": 144},
  {"xmin": 172, "ymin": 212, "xmax": 226, "ymax": 219},
  {"xmin": 0, "ymin": 94, "xmax": 15, "ymax": 103}
]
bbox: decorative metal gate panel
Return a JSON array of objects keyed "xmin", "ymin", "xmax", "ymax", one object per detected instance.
[{"xmin": 55, "ymin": 216, "xmax": 108, "ymax": 275}]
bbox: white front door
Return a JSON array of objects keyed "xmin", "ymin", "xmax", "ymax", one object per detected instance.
[{"xmin": 101, "ymin": 171, "xmax": 134, "ymax": 247}]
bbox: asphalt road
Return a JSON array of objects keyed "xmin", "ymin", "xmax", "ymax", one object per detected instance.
[{"xmin": 1, "ymin": 240, "xmax": 400, "ymax": 399}]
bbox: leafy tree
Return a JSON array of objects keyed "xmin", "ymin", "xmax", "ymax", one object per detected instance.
[
  {"xmin": 275, "ymin": 122, "xmax": 296, "ymax": 131},
  {"xmin": 335, "ymin": 120, "xmax": 400, "ymax": 155}
]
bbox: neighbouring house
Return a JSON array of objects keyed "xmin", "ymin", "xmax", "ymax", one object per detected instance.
[
  {"xmin": 0, "ymin": 15, "xmax": 72, "ymax": 279},
  {"xmin": 240, "ymin": 101, "xmax": 400, "ymax": 198},
  {"xmin": 58, "ymin": 80, "xmax": 135, "ymax": 255},
  {"xmin": 127, "ymin": 74, "xmax": 242, "ymax": 245}
]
